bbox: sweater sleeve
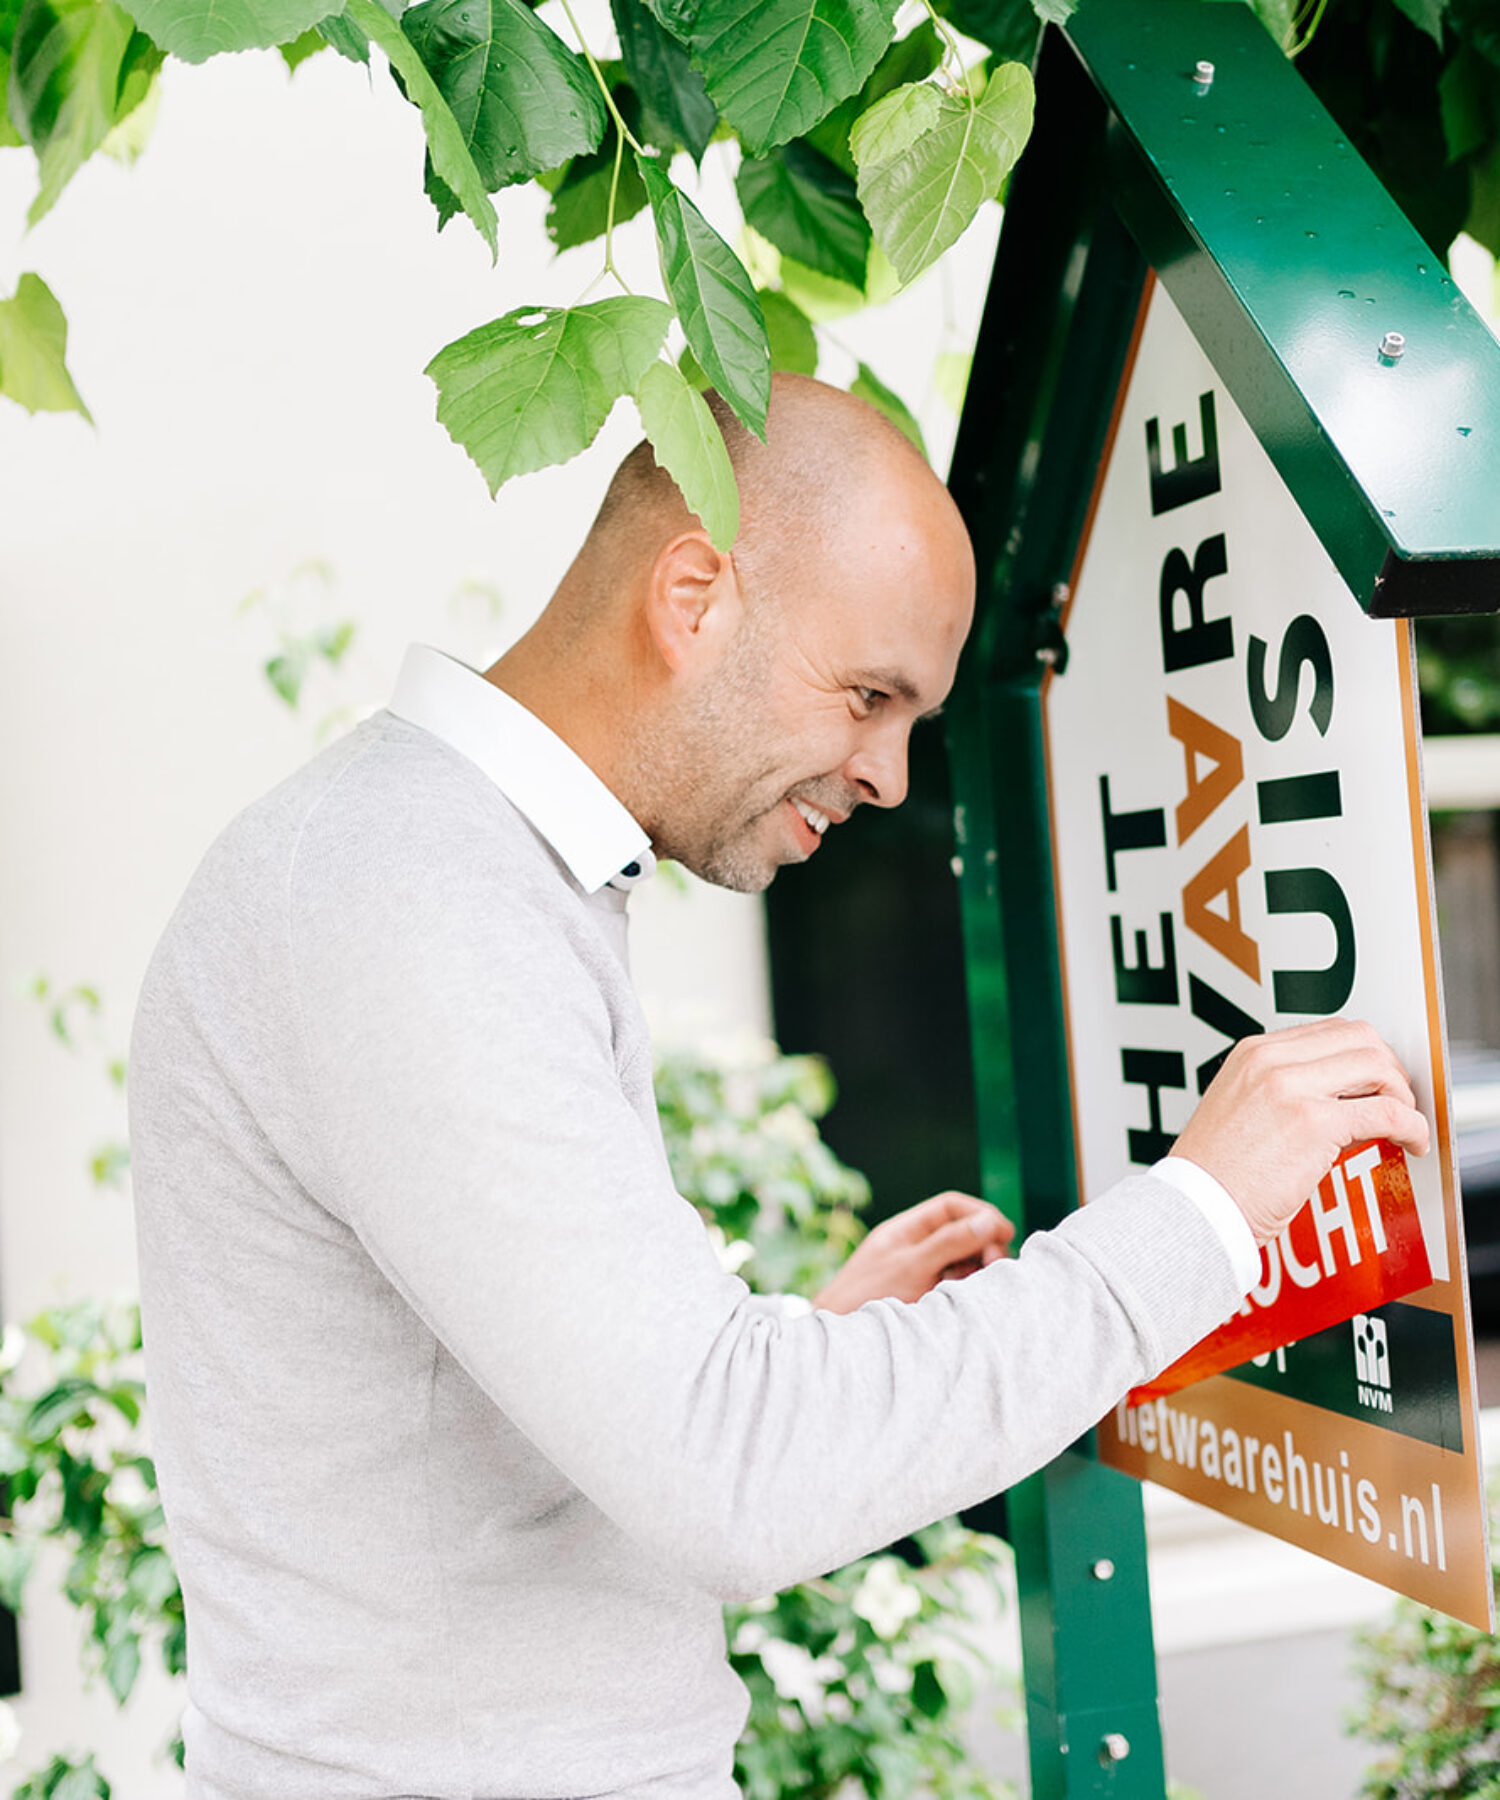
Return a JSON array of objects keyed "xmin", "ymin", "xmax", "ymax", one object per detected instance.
[{"xmin": 289, "ymin": 818, "xmax": 1247, "ymax": 1602}]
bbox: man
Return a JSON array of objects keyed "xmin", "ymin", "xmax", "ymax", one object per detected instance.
[{"xmin": 130, "ymin": 375, "xmax": 1428, "ymax": 1800}]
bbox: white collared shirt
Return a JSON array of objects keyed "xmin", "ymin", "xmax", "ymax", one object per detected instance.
[{"xmin": 388, "ymin": 644, "xmax": 654, "ymax": 896}]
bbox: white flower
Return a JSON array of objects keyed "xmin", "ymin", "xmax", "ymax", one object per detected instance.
[
  {"xmin": 757, "ymin": 1638, "xmax": 845, "ymax": 1723},
  {"xmin": 870, "ymin": 1653, "xmax": 914, "ymax": 1694},
  {"xmin": 0, "ymin": 1700, "xmax": 21, "ymax": 1764},
  {"xmin": 760, "ymin": 1103, "xmax": 817, "ymax": 1147},
  {"xmin": 851, "ymin": 1557, "xmax": 923, "ymax": 1639},
  {"xmin": 731, "ymin": 1619, "xmax": 769, "ymax": 1655},
  {"xmin": 0, "ymin": 1326, "xmax": 24, "ymax": 1377}
]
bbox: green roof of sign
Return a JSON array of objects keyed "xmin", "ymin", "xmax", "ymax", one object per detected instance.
[{"xmin": 1066, "ymin": 0, "xmax": 1500, "ymax": 615}]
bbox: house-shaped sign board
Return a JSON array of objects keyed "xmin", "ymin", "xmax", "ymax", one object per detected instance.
[{"xmin": 946, "ymin": 4, "xmax": 1500, "ymax": 1793}]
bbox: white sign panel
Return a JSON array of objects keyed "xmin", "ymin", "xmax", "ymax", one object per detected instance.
[{"xmin": 1045, "ymin": 278, "xmax": 1492, "ymax": 1626}]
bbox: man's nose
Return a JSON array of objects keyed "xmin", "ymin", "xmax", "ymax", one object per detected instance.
[{"xmin": 847, "ymin": 731, "xmax": 909, "ymax": 809}]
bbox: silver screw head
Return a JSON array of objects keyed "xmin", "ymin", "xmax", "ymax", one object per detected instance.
[
  {"xmin": 1193, "ymin": 59, "xmax": 1215, "ymax": 87},
  {"xmin": 1091, "ymin": 1558, "xmax": 1116, "ymax": 1581},
  {"xmin": 1379, "ymin": 330, "xmax": 1406, "ymax": 361},
  {"xmin": 1099, "ymin": 1733, "xmax": 1132, "ymax": 1764}
]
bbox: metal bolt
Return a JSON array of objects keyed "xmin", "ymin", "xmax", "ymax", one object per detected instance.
[
  {"xmin": 1091, "ymin": 1558, "xmax": 1116, "ymax": 1581},
  {"xmin": 1099, "ymin": 1733, "xmax": 1132, "ymax": 1765},
  {"xmin": 1193, "ymin": 59, "xmax": 1215, "ymax": 88},
  {"xmin": 1378, "ymin": 330, "xmax": 1406, "ymax": 362}
]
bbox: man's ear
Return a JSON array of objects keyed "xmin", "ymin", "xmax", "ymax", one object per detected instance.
[{"xmin": 644, "ymin": 532, "xmax": 742, "ymax": 673}]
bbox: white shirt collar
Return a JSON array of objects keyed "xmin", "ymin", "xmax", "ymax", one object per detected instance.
[{"xmin": 387, "ymin": 645, "xmax": 654, "ymax": 897}]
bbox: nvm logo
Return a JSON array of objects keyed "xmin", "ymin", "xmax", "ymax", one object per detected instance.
[{"xmin": 1354, "ymin": 1313, "xmax": 1392, "ymax": 1413}]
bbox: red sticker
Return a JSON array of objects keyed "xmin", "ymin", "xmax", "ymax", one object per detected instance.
[{"xmin": 1131, "ymin": 1139, "xmax": 1432, "ymax": 1402}]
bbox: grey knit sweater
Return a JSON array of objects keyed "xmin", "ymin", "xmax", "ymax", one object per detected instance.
[{"xmin": 129, "ymin": 710, "xmax": 1246, "ymax": 1800}]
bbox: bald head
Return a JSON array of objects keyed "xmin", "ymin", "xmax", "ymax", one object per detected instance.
[
  {"xmin": 489, "ymin": 372, "xmax": 976, "ymax": 891},
  {"xmin": 574, "ymin": 373, "xmax": 967, "ymax": 623}
]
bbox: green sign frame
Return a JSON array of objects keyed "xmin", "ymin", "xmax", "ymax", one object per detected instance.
[{"xmin": 946, "ymin": 5, "xmax": 1500, "ymax": 1795}]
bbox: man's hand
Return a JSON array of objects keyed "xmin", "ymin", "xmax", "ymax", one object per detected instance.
[
  {"xmin": 813, "ymin": 1191, "xmax": 1015, "ymax": 1314},
  {"xmin": 1172, "ymin": 1018, "xmax": 1430, "ymax": 1244}
]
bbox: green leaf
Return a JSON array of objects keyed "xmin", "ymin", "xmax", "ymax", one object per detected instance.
[
  {"xmin": 1390, "ymin": 0, "xmax": 1447, "ymax": 45},
  {"xmin": 1029, "ymin": 0, "xmax": 1074, "ymax": 22},
  {"xmin": 103, "ymin": 1627, "xmax": 141, "ymax": 1703},
  {"xmin": 0, "ymin": 274, "xmax": 91, "ymax": 420},
  {"xmin": 401, "ymin": 0, "xmax": 605, "ymax": 197},
  {"xmin": 0, "ymin": 1533, "xmax": 35, "ymax": 1611},
  {"xmin": 1439, "ymin": 44, "xmax": 1495, "ymax": 163},
  {"xmin": 638, "ymin": 153, "xmax": 769, "ymax": 434},
  {"xmin": 115, "ymin": 0, "xmax": 339, "ymax": 60},
  {"xmin": 933, "ymin": 346, "xmax": 969, "ymax": 411},
  {"xmin": 690, "ymin": 0, "xmax": 899, "ymax": 155},
  {"xmin": 736, "ymin": 139, "xmax": 870, "ymax": 286},
  {"xmin": 805, "ymin": 17, "xmax": 940, "ymax": 171},
  {"xmin": 317, "ymin": 7, "xmax": 369, "ymax": 60},
  {"xmin": 640, "ymin": 0, "xmax": 696, "ymax": 36},
  {"xmin": 0, "ymin": 48, "xmax": 23, "ymax": 145},
  {"xmin": 51, "ymin": 1762, "xmax": 110, "ymax": 1800},
  {"xmin": 850, "ymin": 360, "xmax": 924, "ymax": 456},
  {"xmin": 345, "ymin": 0, "xmax": 497, "ymax": 257},
  {"xmin": 427, "ymin": 296, "xmax": 672, "ymax": 492},
  {"xmin": 97, "ymin": 67, "xmax": 158, "ymax": 162},
  {"xmin": 1465, "ymin": 137, "xmax": 1500, "ymax": 256},
  {"xmin": 759, "ymin": 286, "xmax": 816, "ymax": 373},
  {"xmin": 635, "ymin": 358, "xmax": 738, "ymax": 547},
  {"xmin": 546, "ymin": 128, "xmax": 648, "ymax": 249},
  {"xmin": 279, "ymin": 23, "xmax": 325, "ymax": 66},
  {"xmin": 611, "ymin": 0, "xmax": 715, "ymax": 160},
  {"xmin": 852, "ymin": 62, "xmax": 1033, "ymax": 284},
  {"xmin": 937, "ymin": 0, "xmax": 1037, "ymax": 61},
  {"xmin": 7, "ymin": 0, "xmax": 162, "ymax": 223}
]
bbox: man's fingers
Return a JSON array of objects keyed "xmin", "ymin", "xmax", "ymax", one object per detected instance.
[
  {"xmin": 907, "ymin": 1207, "xmax": 1013, "ymax": 1279},
  {"xmin": 881, "ymin": 1190, "xmax": 987, "ymax": 1241},
  {"xmin": 1329, "ymin": 1096, "xmax": 1431, "ymax": 1159},
  {"xmin": 1288, "ymin": 1046, "xmax": 1417, "ymax": 1110}
]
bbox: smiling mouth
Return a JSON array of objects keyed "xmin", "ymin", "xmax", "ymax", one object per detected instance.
[{"xmin": 791, "ymin": 798, "xmax": 832, "ymax": 837}]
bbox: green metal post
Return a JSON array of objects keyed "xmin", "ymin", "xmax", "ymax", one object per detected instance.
[{"xmin": 946, "ymin": 26, "xmax": 1170, "ymax": 1798}]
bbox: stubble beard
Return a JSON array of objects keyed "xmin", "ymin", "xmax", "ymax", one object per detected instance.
[{"xmin": 629, "ymin": 611, "xmax": 790, "ymax": 894}]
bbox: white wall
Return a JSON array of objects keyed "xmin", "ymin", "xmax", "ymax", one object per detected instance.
[{"xmin": 0, "ymin": 21, "xmax": 997, "ymax": 1787}]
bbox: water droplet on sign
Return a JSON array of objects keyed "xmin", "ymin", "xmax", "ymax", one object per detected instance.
[
  {"xmin": 1337, "ymin": 289, "xmax": 1355, "ymax": 300},
  {"xmin": 1417, "ymin": 263, "xmax": 1428, "ymax": 275},
  {"xmin": 1458, "ymin": 426, "xmax": 1473, "ymax": 436}
]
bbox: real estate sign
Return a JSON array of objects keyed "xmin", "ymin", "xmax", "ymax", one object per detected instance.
[{"xmin": 1045, "ymin": 276, "xmax": 1494, "ymax": 1629}]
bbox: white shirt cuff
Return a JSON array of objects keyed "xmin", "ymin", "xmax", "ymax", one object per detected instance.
[{"xmin": 1151, "ymin": 1156, "xmax": 1261, "ymax": 1293}]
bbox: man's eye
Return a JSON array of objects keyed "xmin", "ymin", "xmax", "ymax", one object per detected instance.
[{"xmin": 854, "ymin": 687, "xmax": 885, "ymax": 712}]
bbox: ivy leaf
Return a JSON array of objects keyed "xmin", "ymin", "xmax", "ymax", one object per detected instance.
[
  {"xmin": 638, "ymin": 153, "xmax": 769, "ymax": 434},
  {"xmin": 1465, "ymin": 138, "xmax": 1500, "ymax": 256},
  {"xmin": 0, "ymin": 274, "xmax": 91, "ymax": 420},
  {"xmin": 346, "ymin": 0, "xmax": 497, "ymax": 257},
  {"xmin": 635, "ymin": 358, "xmax": 738, "ymax": 547},
  {"xmin": 7, "ymin": 0, "xmax": 161, "ymax": 223},
  {"xmin": 427, "ymin": 297, "xmax": 672, "ymax": 492},
  {"xmin": 611, "ymin": 0, "xmax": 715, "ymax": 160},
  {"xmin": 851, "ymin": 359, "xmax": 924, "ymax": 456},
  {"xmin": 852, "ymin": 63, "xmax": 1033, "ymax": 284},
  {"xmin": 401, "ymin": 0, "xmax": 605, "ymax": 196},
  {"xmin": 759, "ymin": 286, "xmax": 817, "ymax": 373},
  {"xmin": 1029, "ymin": 0, "xmax": 1074, "ymax": 22},
  {"xmin": 737, "ymin": 140, "xmax": 870, "ymax": 287},
  {"xmin": 115, "ymin": 0, "xmax": 338, "ymax": 61},
  {"xmin": 691, "ymin": 0, "xmax": 899, "ymax": 155},
  {"xmin": 546, "ymin": 134, "xmax": 649, "ymax": 248}
]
